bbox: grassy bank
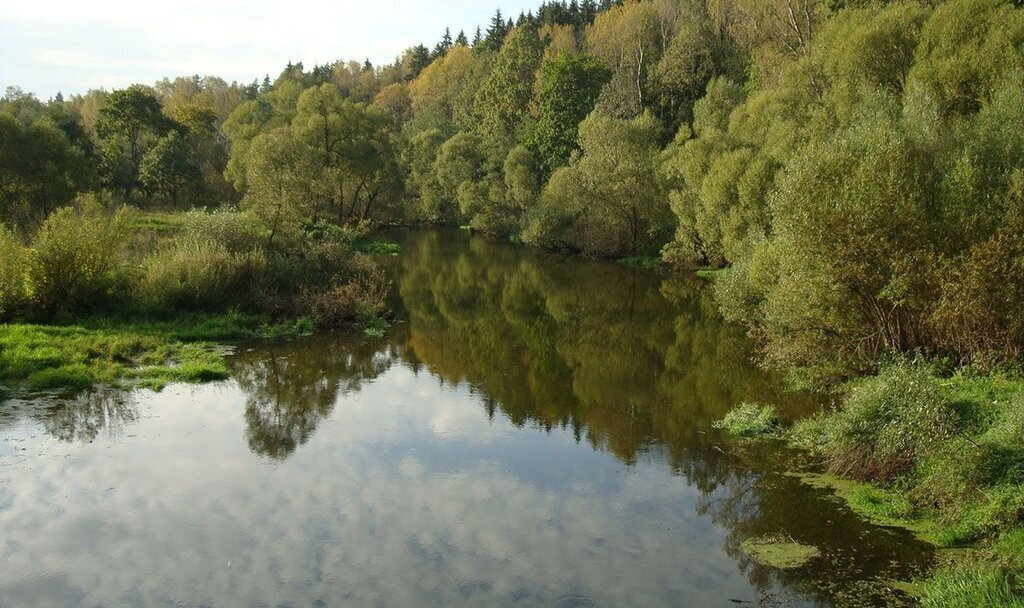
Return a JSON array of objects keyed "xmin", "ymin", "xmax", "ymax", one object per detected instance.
[
  {"xmin": 0, "ymin": 313, "xmax": 316, "ymax": 393},
  {"xmin": 717, "ymin": 362, "xmax": 1024, "ymax": 604},
  {"xmin": 0, "ymin": 205, "xmax": 398, "ymax": 394}
]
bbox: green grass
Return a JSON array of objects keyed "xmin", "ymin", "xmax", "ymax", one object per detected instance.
[
  {"xmin": 617, "ymin": 256, "xmax": 662, "ymax": 269},
  {"xmin": 352, "ymin": 238, "xmax": 401, "ymax": 256},
  {"xmin": 0, "ymin": 313, "xmax": 321, "ymax": 393},
  {"xmin": 0, "ymin": 323, "xmax": 230, "ymax": 392},
  {"xmin": 362, "ymin": 315, "xmax": 390, "ymax": 338},
  {"xmin": 126, "ymin": 210, "xmax": 187, "ymax": 233},
  {"xmin": 920, "ymin": 568, "xmax": 1024, "ymax": 608},
  {"xmin": 714, "ymin": 402, "xmax": 779, "ymax": 438},
  {"xmin": 787, "ymin": 366, "xmax": 1024, "ymax": 599}
]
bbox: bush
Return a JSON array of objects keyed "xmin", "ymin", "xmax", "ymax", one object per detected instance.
[
  {"xmin": 26, "ymin": 201, "xmax": 133, "ymax": 315},
  {"xmin": 0, "ymin": 225, "xmax": 28, "ymax": 319},
  {"xmin": 791, "ymin": 362, "xmax": 955, "ymax": 481},
  {"xmin": 138, "ymin": 241, "xmax": 267, "ymax": 313},
  {"xmin": 307, "ymin": 267, "xmax": 390, "ymax": 328},
  {"xmin": 714, "ymin": 402, "xmax": 779, "ymax": 438}
]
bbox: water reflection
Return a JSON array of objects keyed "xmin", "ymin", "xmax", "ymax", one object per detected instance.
[
  {"xmin": 0, "ymin": 389, "xmax": 138, "ymax": 444},
  {"xmin": 0, "ymin": 229, "xmax": 933, "ymax": 607},
  {"xmin": 232, "ymin": 339, "xmax": 396, "ymax": 458}
]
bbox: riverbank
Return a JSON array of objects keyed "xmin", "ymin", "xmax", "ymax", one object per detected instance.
[
  {"xmin": 717, "ymin": 363, "xmax": 1024, "ymax": 605},
  {"xmin": 0, "ymin": 206, "xmax": 399, "ymax": 394}
]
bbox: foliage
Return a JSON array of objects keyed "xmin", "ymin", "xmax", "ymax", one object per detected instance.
[
  {"xmin": 26, "ymin": 200, "xmax": 133, "ymax": 315},
  {"xmin": 528, "ymin": 52, "xmax": 610, "ymax": 177},
  {"xmin": 791, "ymin": 362, "xmax": 954, "ymax": 481},
  {"xmin": 472, "ymin": 25, "xmax": 545, "ymax": 145},
  {"xmin": 139, "ymin": 131, "xmax": 200, "ymax": 206},
  {"xmin": 714, "ymin": 402, "xmax": 779, "ymax": 437},
  {"xmin": 526, "ymin": 112, "xmax": 670, "ymax": 257}
]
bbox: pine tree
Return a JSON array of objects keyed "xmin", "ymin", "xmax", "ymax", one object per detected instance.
[
  {"xmin": 486, "ymin": 9, "xmax": 507, "ymax": 49},
  {"xmin": 433, "ymin": 27, "xmax": 453, "ymax": 58},
  {"xmin": 581, "ymin": 0, "xmax": 596, "ymax": 24},
  {"xmin": 455, "ymin": 30, "xmax": 469, "ymax": 46},
  {"xmin": 406, "ymin": 44, "xmax": 431, "ymax": 79},
  {"xmin": 473, "ymin": 26, "xmax": 483, "ymax": 46}
]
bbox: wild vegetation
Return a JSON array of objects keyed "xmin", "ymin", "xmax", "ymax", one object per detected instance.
[{"xmin": 3, "ymin": 0, "xmax": 1024, "ymax": 602}]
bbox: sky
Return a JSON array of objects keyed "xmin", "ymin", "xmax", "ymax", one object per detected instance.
[{"xmin": 0, "ymin": 0, "xmax": 540, "ymax": 100}]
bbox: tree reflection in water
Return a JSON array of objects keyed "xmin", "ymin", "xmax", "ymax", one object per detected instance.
[
  {"xmin": 223, "ymin": 229, "xmax": 932, "ymax": 603},
  {"xmin": 230, "ymin": 337, "xmax": 398, "ymax": 459},
  {"xmin": 41, "ymin": 389, "xmax": 139, "ymax": 443}
]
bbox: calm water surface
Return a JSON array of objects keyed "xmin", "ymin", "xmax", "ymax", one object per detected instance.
[{"xmin": 0, "ymin": 230, "xmax": 932, "ymax": 607}]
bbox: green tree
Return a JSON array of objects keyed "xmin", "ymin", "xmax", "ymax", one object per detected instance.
[
  {"xmin": 527, "ymin": 112, "xmax": 669, "ymax": 257},
  {"xmin": 473, "ymin": 25, "xmax": 544, "ymax": 146},
  {"xmin": 95, "ymin": 85, "xmax": 176, "ymax": 199},
  {"xmin": 140, "ymin": 131, "xmax": 200, "ymax": 206},
  {"xmin": 0, "ymin": 114, "xmax": 90, "ymax": 225},
  {"xmin": 242, "ymin": 127, "xmax": 318, "ymax": 247},
  {"xmin": 528, "ymin": 52, "xmax": 610, "ymax": 178}
]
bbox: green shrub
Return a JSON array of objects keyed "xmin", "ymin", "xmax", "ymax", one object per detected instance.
[
  {"xmin": 714, "ymin": 402, "xmax": 780, "ymax": 438},
  {"xmin": 138, "ymin": 241, "xmax": 267, "ymax": 313},
  {"xmin": 352, "ymin": 238, "xmax": 401, "ymax": 256},
  {"xmin": 26, "ymin": 202, "xmax": 133, "ymax": 315},
  {"xmin": 791, "ymin": 362, "xmax": 955, "ymax": 481},
  {"xmin": 0, "ymin": 225, "xmax": 28, "ymax": 319},
  {"xmin": 178, "ymin": 207, "xmax": 263, "ymax": 253}
]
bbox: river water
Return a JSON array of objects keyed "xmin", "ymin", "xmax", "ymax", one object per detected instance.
[{"xmin": 0, "ymin": 229, "xmax": 933, "ymax": 607}]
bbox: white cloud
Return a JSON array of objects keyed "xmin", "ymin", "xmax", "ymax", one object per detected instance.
[
  {"xmin": 0, "ymin": 369, "xmax": 793, "ymax": 607},
  {"xmin": 0, "ymin": 0, "xmax": 542, "ymax": 98}
]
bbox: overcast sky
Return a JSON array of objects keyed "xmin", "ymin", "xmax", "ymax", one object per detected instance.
[{"xmin": 1, "ymin": 0, "xmax": 540, "ymax": 99}]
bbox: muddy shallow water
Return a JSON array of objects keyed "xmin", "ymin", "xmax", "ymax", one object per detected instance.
[{"xmin": 0, "ymin": 229, "xmax": 933, "ymax": 607}]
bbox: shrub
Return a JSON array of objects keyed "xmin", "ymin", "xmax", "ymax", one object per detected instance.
[
  {"xmin": 791, "ymin": 362, "xmax": 955, "ymax": 481},
  {"xmin": 138, "ymin": 241, "xmax": 267, "ymax": 313},
  {"xmin": 0, "ymin": 225, "xmax": 28, "ymax": 319},
  {"xmin": 307, "ymin": 267, "xmax": 390, "ymax": 328},
  {"xmin": 26, "ymin": 201, "xmax": 133, "ymax": 315},
  {"xmin": 714, "ymin": 402, "xmax": 780, "ymax": 438},
  {"xmin": 178, "ymin": 207, "xmax": 263, "ymax": 253}
]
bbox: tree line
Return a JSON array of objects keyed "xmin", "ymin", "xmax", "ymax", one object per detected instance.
[{"xmin": 1, "ymin": 0, "xmax": 1023, "ymax": 381}]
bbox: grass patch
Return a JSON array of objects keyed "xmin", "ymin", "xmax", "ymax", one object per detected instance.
[
  {"xmin": 695, "ymin": 266, "xmax": 729, "ymax": 279},
  {"xmin": 714, "ymin": 402, "xmax": 779, "ymax": 438},
  {"xmin": 920, "ymin": 568, "xmax": 1024, "ymax": 608},
  {"xmin": 0, "ymin": 322, "xmax": 231, "ymax": 392},
  {"xmin": 352, "ymin": 238, "xmax": 401, "ymax": 256},
  {"xmin": 740, "ymin": 534, "xmax": 820, "ymax": 569},
  {"xmin": 617, "ymin": 256, "xmax": 662, "ymax": 269}
]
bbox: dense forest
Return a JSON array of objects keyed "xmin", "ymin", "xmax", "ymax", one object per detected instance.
[
  {"xmin": 3, "ymin": 0, "xmax": 1022, "ymax": 384},
  {"xmin": 2, "ymin": 1, "xmax": 1024, "ymax": 602}
]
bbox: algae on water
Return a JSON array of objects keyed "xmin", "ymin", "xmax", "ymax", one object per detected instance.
[{"xmin": 741, "ymin": 534, "xmax": 821, "ymax": 569}]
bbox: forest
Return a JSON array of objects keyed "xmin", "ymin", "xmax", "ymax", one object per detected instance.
[{"xmin": 1, "ymin": 0, "xmax": 1024, "ymax": 604}]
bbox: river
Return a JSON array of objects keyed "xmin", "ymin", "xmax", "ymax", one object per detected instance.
[{"xmin": 0, "ymin": 229, "xmax": 933, "ymax": 607}]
